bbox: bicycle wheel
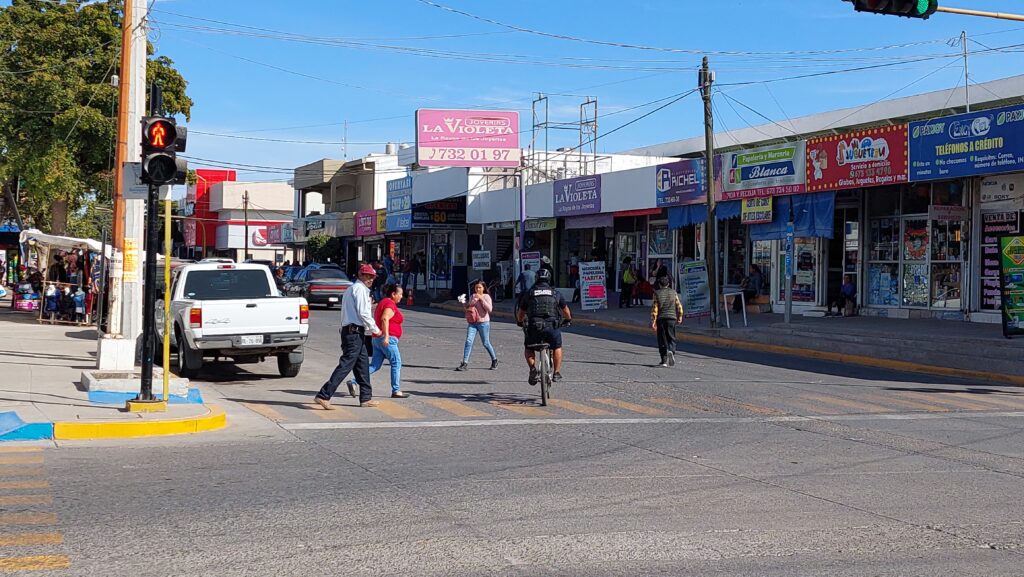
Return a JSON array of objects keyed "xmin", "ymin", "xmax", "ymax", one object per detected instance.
[{"xmin": 539, "ymin": 349, "xmax": 551, "ymax": 406}]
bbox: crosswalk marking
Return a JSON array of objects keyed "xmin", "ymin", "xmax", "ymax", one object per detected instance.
[
  {"xmin": 0, "ymin": 533, "xmax": 63, "ymax": 547},
  {"xmin": 0, "ymin": 468, "xmax": 44, "ymax": 478},
  {"xmin": 0, "ymin": 513, "xmax": 57, "ymax": 526},
  {"xmin": 0, "ymin": 555, "xmax": 70, "ymax": 572},
  {"xmin": 904, "ymin": 392, "xmax": 1000, "ymax": 411},
  {"xmin": 947, "ymin": 393, "xmax": 1024, "ymax": 410},
  {"xmin": 648, "ymin": 398, "xmax": 715, "ymax": 414},
  {"xmin": 305, "ymin": 403, "xmax": 359, "ymax": 421},
  {"xmin": 0, "ymin": 448, "xmax": 42, "ymax": 454},
  {"xmin": 702, "ymin": 396, "xmax": 787, "ymax": 416},
  {"xmin": 422, "ymin": 398, "xmax": 491, "ymax": 418},
  {"xmin": 865, "ymin": 393, "xmax": 951, "ymax": 412},
  {"xmin": 0, "ymin": 495, "xmax": 52, "ymax": 507},
  {"xmin": 800, "ymin": 394, "xmax": 895, "ymax": 414},
  {"xmin": 0, "ymin": 456, "xmax": 43, "ymax": 466},
  {"xmin": 488, "ymin": 400, "xmax": 555, "ymax": 417},
  {"xmin": 591, "ymin": 398, "xmax": 670, "ymax": 416},
  {"xmin": 372, "ymin": 400, "xmax": 426, "ymax": 420},
  {"xmin": 239, "ymin": 402, "xmax": 287, "ymax": 422},
  {"xmin": 0, "ymin": 480, "xmax": 49, "ymax": 490},
  {"xmin": 547, "ymin": 399, "xmax": 616, "ymax": 416}
]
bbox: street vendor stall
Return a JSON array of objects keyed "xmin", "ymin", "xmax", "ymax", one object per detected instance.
[{"xmin": 18, "ymin": 229, "xmax": 110, "ymax": 325}]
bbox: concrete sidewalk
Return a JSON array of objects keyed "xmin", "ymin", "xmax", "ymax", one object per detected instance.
[
  {"xmin": 0, "ymin": 300, "xmax": 225, "ymax": 441},
  {"xmin": 432, "ymin": 297, "xmax": 1024, "ymax": 384}
]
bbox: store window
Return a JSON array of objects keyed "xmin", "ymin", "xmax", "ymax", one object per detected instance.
[{"xmin": 647, "ymin": 222, "xmax": 673, "ymax": 285}]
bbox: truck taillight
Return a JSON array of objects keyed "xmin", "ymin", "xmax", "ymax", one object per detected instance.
[
  {"xmin": 299, "ymin": 304, "xmax": 309, "ymax": 325},
  {"xmin": 189, "ymin": 307, "xmax": 202, "ymax": 328}
]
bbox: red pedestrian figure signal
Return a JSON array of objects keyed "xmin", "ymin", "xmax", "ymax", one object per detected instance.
[
  {"xmin": 149, "ymin": 123, "xmax": 167, "ymax": 147},
  {"xmin": 140, "ymin": 116, "xmax": 187, "ymax": 185},
  {"xmin": 144, "ymin": 118, "xmax": 175, "ymax": 150}
]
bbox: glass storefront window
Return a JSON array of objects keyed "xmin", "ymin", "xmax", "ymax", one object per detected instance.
[
  {"xmin": 779, "ymin": 238, "xmax": 817, "ymax": 303},
  {"xmin": 931, "ymin": 263, "xmax": 961, "ymax": 308},
  {"xmin": 902, "ymin": 263, "xmax": 929, "ymax": 307},
  {"xmin": 752, "ymin": 240, "xmax": 772, "ymax": 295},
  {"xmin": 902, "ymin": 183, "xmax": 931, "ymax": 215},
  {"xmin": 868, "ymin": 263, "xmax": 899, "ymax": 306},
  {"xmin": 902, "ymin": 218, "xmax": 929, "ymax": 262},
  {"xmin": 870, "ymin": 218, "xmax": 899, "ymax": 261},
  {"xmin": 932, "ymin": 181, "xmax": 963, "ymax": 207},
  {"xmin": 931, "ymin": 220, "xmax": 962, "ymax": 261}
]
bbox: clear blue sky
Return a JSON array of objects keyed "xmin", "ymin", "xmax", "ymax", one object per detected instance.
[{"xmin": 144, "ymin": 0, "xmax": 1024, "ymax": 181}]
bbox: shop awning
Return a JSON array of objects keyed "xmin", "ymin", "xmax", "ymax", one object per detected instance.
[
  {"xmin": 564, "ymin": 214, "xmax": 614, "ymax": 230},
  {"xmin": 19, "ymin": 229, "xmax": 111, "ymax": 256},
  {"xmin": 749, "ymin": 192, "xmax": 835, "ymax": 241},
  {"xmin": 667, "ymin": 200, "xmax": 740, "ymax": 229}
]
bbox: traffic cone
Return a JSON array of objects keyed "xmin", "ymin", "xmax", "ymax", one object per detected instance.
[{"xmin": 406, "ymin": 292, "xmax": 414, "ymax": 306}]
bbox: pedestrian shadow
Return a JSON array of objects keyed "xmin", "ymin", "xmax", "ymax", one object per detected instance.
[
  {"xmin": 410, "ymin": 389, "xmax": 538, "ymax": 405},
  {"xmin": 64, "ymin": 329, "xmax": 98, "ymax": 340},
  {"xmin": 223, "ymin": 397, "xmax": 315, "ymax": 410},
  {"xmin": 194, "ymin": 364, "xmax": 281, "ymax": 383},
  {"xmin": 883, "ymin": 386, "xmax": 1024, "ymax": 397}
]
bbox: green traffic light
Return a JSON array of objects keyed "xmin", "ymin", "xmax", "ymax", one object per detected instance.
[{"xmin": 915, "ymin": 0, "xmax": 929, "ymax": 15}]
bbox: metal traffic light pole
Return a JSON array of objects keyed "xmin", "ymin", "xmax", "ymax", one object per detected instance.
[{"xmin": 138, "ymin": 180, "xmax": 160, "ymax": 402}]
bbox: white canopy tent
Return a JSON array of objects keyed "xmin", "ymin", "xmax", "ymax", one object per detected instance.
[{"xmin": 19, "ymin": 229, "xmax": 111, "ymax": 258}]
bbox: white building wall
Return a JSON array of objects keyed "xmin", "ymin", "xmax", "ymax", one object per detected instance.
[{"xmin": 210, "ymin": 181, "xmax": 296, "ymax": 212}]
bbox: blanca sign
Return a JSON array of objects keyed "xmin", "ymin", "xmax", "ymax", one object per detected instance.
[{"xmin": 416, "ymin": 109, "xmax": 521, "ymax": 168}]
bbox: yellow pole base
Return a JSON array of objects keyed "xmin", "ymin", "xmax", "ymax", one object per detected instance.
[{"xmin": 125, "ymin": 399, "xmax": 168, "ymax": 413}]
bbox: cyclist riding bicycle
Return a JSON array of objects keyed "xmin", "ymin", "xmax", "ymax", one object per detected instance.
[{"xmin": 515, "ymin": 268, "xmax": 572, "ymax": 386}]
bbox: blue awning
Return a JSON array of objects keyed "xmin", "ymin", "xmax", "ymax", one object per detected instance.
[
  {"xmin": 749, "ymin": 192, "xmax": 835, "ymax": 241},
  {"xmin": 668, "ymin": 204, "xmax": 707, "ymax": 229},
  {"xmin": 715, "ymin": 200, "xmax": 741, "ymax": 220}
]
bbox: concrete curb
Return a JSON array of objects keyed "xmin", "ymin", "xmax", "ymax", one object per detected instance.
[
  {"xmin": 429, "ymin": 302, "xmax": 1024, "ymax": 386},
  {"xmin": 0, "ymin": 405, "xmax": 227, "ymax": 442}
]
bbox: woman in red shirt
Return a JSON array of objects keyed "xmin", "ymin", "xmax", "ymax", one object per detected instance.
[{"xmin": 350, "ymin": 283, "xmax": 408, "ymax": 398}]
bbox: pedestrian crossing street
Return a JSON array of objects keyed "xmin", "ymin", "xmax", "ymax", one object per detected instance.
[
  {"xmin": 237, "ymin": 386, "xmax": 1024, "ymax": 426},
  {"xmin": 0, "ymin": 448, "xmax": 70, "ymax": 574}
]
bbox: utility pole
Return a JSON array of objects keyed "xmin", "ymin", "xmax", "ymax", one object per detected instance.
[
  {"xmin": 243, "ymin": 189, "xmax": 250, "ymax": 261},
  {"xmin": 699, "ymin": 56, "xmax": 719, "ymax": 328},
  {"xmin": 106, "ymin": 0, "xmax": 133, "ymax": 341},
  {"xmin": 961, "ymin": 30, "xmax": 971, "ymax": 113}
]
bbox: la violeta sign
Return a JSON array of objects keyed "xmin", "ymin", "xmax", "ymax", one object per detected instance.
[{"xmin": 416, "ymin": 109, "xmax": 521, "ymax": 168}]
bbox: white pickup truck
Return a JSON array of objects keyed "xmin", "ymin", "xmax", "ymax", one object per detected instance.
[{"xmin": 157, "ymin": 262, "xmax": 309, "ymax": 378}]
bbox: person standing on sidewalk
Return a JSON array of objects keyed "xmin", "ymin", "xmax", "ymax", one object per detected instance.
[
  {"xmin": 650, "ymin": 276, "xmax": 683, "ymax": 367},
  {"xmin": 620, "ymin": 257, "xmax": 636, "ymax": 309},
  {"xmin": 456, "ymin": 280, "xmax": 498, "ymax": 371},
  {"xmin": 315, "ymin": 264, "xmax": 383, "ymax": 409},
  {"xmin": 349, "ymin": 283, "xmax": 408, "ymax": 398}
]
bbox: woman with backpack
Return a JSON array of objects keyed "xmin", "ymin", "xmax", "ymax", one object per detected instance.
[{"xmin": 456, "ymin": 280, "xmax": 498, "ymax": 371}]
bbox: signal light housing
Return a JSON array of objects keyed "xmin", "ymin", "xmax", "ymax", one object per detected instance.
[
  {"xmin": 849, "ymin": 0, "xmax": 938, "ymax": 18},
  {"xmin": 140, "ymin": 116, "xmax": 188, "ymax": 186}
]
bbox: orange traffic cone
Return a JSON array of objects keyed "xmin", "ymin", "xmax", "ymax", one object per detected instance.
[{"xmin": 406, "ymin": 292, "xmax": 414, "ymax": 306}]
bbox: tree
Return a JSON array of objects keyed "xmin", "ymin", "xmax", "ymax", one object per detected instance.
[{"xmin": 0, "ymin": 0, "xmax": 192, "ymax": 236}]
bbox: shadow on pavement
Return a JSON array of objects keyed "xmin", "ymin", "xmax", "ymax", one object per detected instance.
[{"xmin": 64, "ymin": 329, "xmax": 98, "ymax": 340}]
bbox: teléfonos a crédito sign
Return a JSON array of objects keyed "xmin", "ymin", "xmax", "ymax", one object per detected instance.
[
  {"xmin": 680, "ymin": 260, "xmax": 711, "ymax": 319},
  {"xmin": 579, "ymin": 260, "xmax": 607, "ymax": 311},
  {"xmin": 999, "ymin": 235, "xmax": 1024, "ymax": 337},
  {"xmin": 910, "ymin": 103, "xmax": 1024, "ymax": 181},
  {"xmin": 416, "ymin": 109, "xmax": 521, "ymax": 168}
]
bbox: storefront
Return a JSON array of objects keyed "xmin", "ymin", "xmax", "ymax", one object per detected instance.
[{"xmin": 412, "ymin": 197, "xmax": 468, "ymax": 295}]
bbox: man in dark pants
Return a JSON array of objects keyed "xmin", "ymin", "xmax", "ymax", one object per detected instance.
[
  {"xmin": 650, "ymin": 276, "xmax": 683, "ymax": 367},
  {"xmin": 315, "ymin": 264, "xmax": 383, "ymax": 409}
]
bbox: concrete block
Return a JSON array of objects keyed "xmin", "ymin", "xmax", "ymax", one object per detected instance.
[
  {"xmin": 81, "ymin": 370, "xmax": 189, "ymax": 397},
  {"xmin": 95, "ymin": 337, "xmax": 137, "ymax": 371}
]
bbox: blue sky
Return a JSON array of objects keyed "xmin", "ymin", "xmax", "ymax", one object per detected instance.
[{"xmin": 143, "ymin": 0, "xmax": 1024, "ymax": 181}]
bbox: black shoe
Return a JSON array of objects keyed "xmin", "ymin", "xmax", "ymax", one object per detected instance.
[
  {"xmin": 553, "ymin": 372, "xmax": 562, "ymax": 382},
  {"xmin": 455, "ymin": 362, "xmax": 468, "ymax": 372},
  {"xmin": 490, "ymin": 358, "xmax": 499, "ymax": 370},
  {"xmin": 528, "ymin": 368, "xmax": 538, "ymax": 386}
]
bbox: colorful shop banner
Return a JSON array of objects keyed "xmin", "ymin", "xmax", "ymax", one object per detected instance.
[
  {"xmin": 740, "ymin": 197, "xmax": 773, "ymax": 224},
  {"xmin": 655, "ymin": 158, "xmax": 705, "ymax": 207},
  {"xmin": 999, "ymin": 235, "xmax": 1024, "ymax": 337},
  {"xmin": 376, "ymin": 209, "xmax": 387, "ymax": 234},
  {"xmin": 386, "ymin": 177, "xmax": 413, "ymax": 232},
  {"xmin": 554, "ymin": 175, "xmax": 601, "ymax": 217},
  {"xmin": 415, "ymin": 109, "xmax": 521, "ymax": 168},
  {"xmin": 909, "ymin": 103, "xmax": 1024, "ymax": 181},
  {"xmin": 412, "ymin": 197, "xmax": 466, "ymax": 229},
  {"xmin": 718, "ymin": 142, "xmax": 806, "ymax": 200},
  {"xmin": 679, "ymin": 260, "xmax": 711, "ymax": 318},
  {"xmin": 579, "ymin": 260, "xmax": 607, "ymax": 311},
  {"xmin": 982, "ymin": 211, "xmax": 1020, "ymax": 311},
  {"xmin": 981, "ymin": 173, "xmax": 1024, "ymax": 209},
  {"xmin": 355, "ymin": 209, "xmax": 377, "ymax": 237},
  {"xmin": 806, "ymin": 125, "xmax": 909, "ymax": 192}
]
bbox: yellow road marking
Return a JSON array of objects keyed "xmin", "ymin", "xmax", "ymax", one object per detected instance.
[
  {"xmin": 488, "ymin": 400, "xmax": 555, "ymax": 417},
  {"xmin": 863, "ymin": 392, "xmax": 951, "ymax": 412},
  {"xmin": 0, "ymin": 512, "xmax": 57, "ymax": 526},
  {"xmin": 421, "ymin": 399, "xmax": 491, "ymax": 418},
  {"xmin": 591, "ymin": 398, "xmax": 670, "ymax": 416},
  {"xmin": 0, "ymin": 495, "xmax": 52, "ymax": 506},
  {"xmin": 946, "ymin": 393, "xmax": 1024, "ymax": 410},
  {"xmin": 0, "ymin": 456, "xmax": 42, "ymax": 466},
  {"xmin": 0, "ymin": 532, "xmax": 63, "ymax": 547},
  {"xmin": 648, "ymin": 398, "xmax": 718, "ymax": 413},
  {"xmin": 780, "ymin": 399, "xmax": 841, "ymax": 415},
  {"xmin": 239, "ymin": 402, "xmax": 287, "ymax": 422},
  {"xmin": 0, "ymin": 480, "xmax": 49, "ymax": 490},
  {"xmin": 0, "ymin": 448, "xmax": 42, "ymax": 454},
  {"xmin": 0, "ymin": 468, "xmax": 44, "ymax": 478},
  {"xmin": 704, "ymin": 396, "xmax": 787, "ymax": 416},
  {"xmin": 547, "ymin": 399, "xmax": 616, "ymax": 416},
  {"xmin": 371, "ymin": 400, "xmax": 425, "ymax": 420},
  {"xmin": 903, "ymin": 392, "xmax": 1002, "ymax": 411},
  {"xmin": 305, "ymin": 403, "xmax": 359, "ymax": 421},
  {"xmin": 800, "ymin": 394, "xmax": 895, "ymax": 414},
  {"xmin": 0, "ymin": 555, "xmax": 70, "ymax": 572}
]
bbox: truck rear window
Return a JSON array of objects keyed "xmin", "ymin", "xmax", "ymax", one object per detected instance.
[{"xmin": 182, "ymin": 270, "xmax": 275, "ymax": 300}]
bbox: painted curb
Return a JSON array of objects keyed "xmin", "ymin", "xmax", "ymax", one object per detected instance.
[
  {"xmin": 87, "ymin": 388, "xmax": 204, "ymax": 405},
  {"xmin": 52, "ymin": 405, "xmax": 227, "ymax": 440},
  {"xmin": 429, "ymin": 302, "xmax": 1024, "ymax": 386},
  {"xmin": 0, "ymin": 412, "xmax": 54, "ymax": 442}
]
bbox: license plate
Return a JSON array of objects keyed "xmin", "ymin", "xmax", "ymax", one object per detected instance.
[
  {"xmin": 328, "ymin": 297, "xmax": 339, "ymax": 302},
  {"xmin": 239, "ymin": 335, "xmax": 264, "ymax": 346}
]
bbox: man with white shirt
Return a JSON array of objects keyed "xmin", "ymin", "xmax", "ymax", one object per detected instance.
[{"xmin": 315, "ymin": 264, "xmax": 383, "ymax": 409}]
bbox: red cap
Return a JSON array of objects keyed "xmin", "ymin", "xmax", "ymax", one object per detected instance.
[{"xmin": 358, "ymin": 264, "xmax": 376, "ymax": 276}]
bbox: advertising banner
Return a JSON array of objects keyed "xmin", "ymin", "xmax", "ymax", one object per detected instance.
[
  {"xmin": 266, "ymin": 224, "xmax": 282, "ymax": 244},
  {"xmin": 655, "ymin": 158, "xmax": 705, "ymax": 207},
  {"xmin": 982, "ymin": 211, "xmax": 1021, "ymax": 310},
  {"xmin": 909, "ymin": 103, "xmax": 1024, "ymax": 181},
  {"xmin": 416, "ymin": 109, "xmax": 521, "ymax": 168},
  {"xmin": 412, "ymin": 197, "xmax": 466, "ymax": 229},
  {"xmin": 520, "ymin": 251, "xmax": 541, "ymax": 281},
  {"xmin": 386, "ymin": 177, "xmax": 413, "ymax": 232},
  {"xmin": 981, "ymin": 173, "xmax": 1024, "ymax": 209},
  {"xmin": 376, "ymin": 209, "xmax": 387, "ymax": 234},
  {"xmin": 471, "ymin": 250, "xmax": 491, "ymax": 271},
  {"xmin": 741, "ymin": 197, "xmax": 773, "ymax": 224},
  {"xmin": 355, "ymin": 210, "xmax": 377, "ymax": 237},
  {"xmin": 679, "ymin": 260, "xmax": 711, "ymax": 318},
  {"xmin": 806, "ymin": 125, "xmax": 909, "ymax": 192},
  {"xmin": 553, "ymin": 175, "xmax": 602, "ymax": 217},
  {"xmin": 579, "ymin": 260, "xmax": 607, "ymax": 311},
  {"xmin": 999, "ymin": 235, "xmax": 1024, "ymax": 337},
  {"xmin": 718, "ymin": 142, "xmax": 806, "ymax": 200}
]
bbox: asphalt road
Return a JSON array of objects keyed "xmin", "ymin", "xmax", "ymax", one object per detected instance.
[{"xmin": 4, "ymin": 306, "xmax": 1024, "ymax": 576}]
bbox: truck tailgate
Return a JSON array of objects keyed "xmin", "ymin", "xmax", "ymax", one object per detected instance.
[{"xmin": 197, "ymin": 299, "xmax": 303, "ymax": 336}]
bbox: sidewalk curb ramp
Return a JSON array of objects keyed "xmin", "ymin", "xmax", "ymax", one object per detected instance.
[
  {"xmin": 0, "ymin": 405, "xmax": 227, "ymax": 441},
  {"xmin": 430, "ymin": 302, "xmax": 1024, "ymax": 387}
]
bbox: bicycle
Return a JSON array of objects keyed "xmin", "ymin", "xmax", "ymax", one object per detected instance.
[{"xmin": 524, "ymin": 327, "xmax": 553, "ymax": 406}]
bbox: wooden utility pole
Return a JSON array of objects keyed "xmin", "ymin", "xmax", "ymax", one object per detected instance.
[
  {"xmin": 699, "ymin": 56, "xmax": 719, "ymax": 328},
  {"xmin": 106, "ymin": 0, "xmax": 134, "ymax": 338},
  {"xmin": 243, "ymin": 189, "xmax": 250, "ymax": 261}
]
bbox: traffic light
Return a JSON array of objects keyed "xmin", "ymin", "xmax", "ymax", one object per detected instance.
[
  {"xmin": 140, "ymin": 116, "xmax": 187, "ymax": 186},
  {"xmin": 849, "ymin": 0, "xmax": 937, "ymax": 18}
]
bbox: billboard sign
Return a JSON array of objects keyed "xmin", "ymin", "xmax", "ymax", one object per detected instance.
[
  {"xmin": 553, "ymin": 175, "xmax": 601, "ymax": 217},
  {"xmin": 655, "ymin": 158, "xmax": 705, "ymax": 207},
  {"xmin": 718, "ymin": 142, "xmax": 806, "ymax": 200},
  {"xmin": 909, "ymin": 103, "xmax": 1024, "ymax": 181},
  {"xmin": 355, "ymin": 209, "xmax": 377, "ymax": 237},
  {"xmin": 386, "ymin": 177, "xmax": 413, "ymax": 232},
  {"xmin": 416, "ymin": 109, "xmax": 521, "ymax": 168},
  {"xmin": 806, "ymin": 125, "xmax": 909, "ymax": 192}
]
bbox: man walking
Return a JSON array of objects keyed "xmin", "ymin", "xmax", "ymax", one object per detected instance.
[
  {"xmin": 315, "ymin": 264, "xmax": 383, "ymax": 409},
  {"xmin": 650, "ymin": 276, "xmax": 683, "ymax": 367}
]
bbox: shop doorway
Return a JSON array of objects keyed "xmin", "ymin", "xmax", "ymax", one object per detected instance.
[
  {"xmin": 615, "ymin": 232, "xmax": 641, "ymax": 291},
  {"xmin": 826, "ymin": 206, "xmax": 861, "ymax": 309}
]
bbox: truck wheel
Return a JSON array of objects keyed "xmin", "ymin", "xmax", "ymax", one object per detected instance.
[
  {"xmin": 175, "ymin": 331, "xmax": 203, "ymax": 378},
  {"xmin": 277, "ymin": 354, "xmax": 301, "ymax": 378}
]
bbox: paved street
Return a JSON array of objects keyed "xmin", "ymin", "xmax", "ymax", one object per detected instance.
[{"xmin": 2, "ymin": 307, "xmax": 1023, "ymax": 575}]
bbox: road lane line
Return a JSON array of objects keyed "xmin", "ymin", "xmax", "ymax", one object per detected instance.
[
  {"xmin": 0, "ymin": 456, "xmax": 43, "ymax": 466},
  {"xmin": 0, "ymin": 495, "xmax": 52, "ymax": 506},
  {"xmin": 800, "ymin": 394, "xmax": 895, "ymax": 414},
  {"xmin": 547, "ymin": 399, "xmax": 616, "ymax": 416},
  {"xmin": 239, "ymin": 402, "xmax": 287, "ymax": 422},
  {"xmin": 488, "ymin": 400, "xmax": 555, "ymax": 417},
  {"xmin": 0, "ymin": 468, "xmax": 44, "ymax": 478},
  {"xmin": 0, "ymin": 513, "xmax": 57, "ymax": 526},
  {"xmin": 421, "ymin": 398, "xmax": 491, "ymax": 418},
  {"xmin": 0, "ymin": 448, "xmax": 42, "ymax": 454},
  {"xmin": 0, "ymin": 533, "xmax": 63, "ymax": 547},
  {"xmin": 0, "ymin": 480, "xmax": 48, "ymax": 490},
  {"xmin": 591, "ymin": 398, "xmax": 670, "ymax": 416},
  {"xmin": 371, "ymin": 400, "xmax": 426, "ymax": 420},
  {"xmin": 0, "ymin": 555, "xmax": 70, "ymax": 572},
  {"xmin": 647, "ymin": 398, "xmax": 715, "ymax": 414}
]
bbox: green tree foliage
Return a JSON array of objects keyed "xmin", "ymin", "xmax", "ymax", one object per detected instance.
[{"xmin": 0, "ymin": 0, "xmax": 193, "ymax": 235}]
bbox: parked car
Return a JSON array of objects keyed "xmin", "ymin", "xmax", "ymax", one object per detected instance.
[
  {"xmin": 284, "ymin": 263, "xmax": 353, "ymax": 308},
  {"xmin": 157, "ymin": 261, "xmax": 309, "ymax": 378},
  {"xmin": 281, "ymin": 265, "xmax": 304, "ymax": 283}
]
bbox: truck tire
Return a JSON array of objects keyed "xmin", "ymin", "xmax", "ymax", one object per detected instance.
[
  {"xmin": 175, "ymin": 331, "xmax": 203, "ymax": 379},
  {"xmin": 277, "ymin": 354, "xmax": 301, "ymax": 378}
]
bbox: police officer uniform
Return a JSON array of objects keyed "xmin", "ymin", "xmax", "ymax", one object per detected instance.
[{"xmin": 519, "ymin": 277, "xmax": 568, "ymax": 350}]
